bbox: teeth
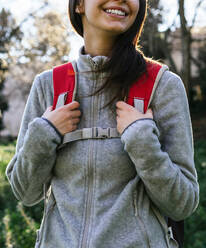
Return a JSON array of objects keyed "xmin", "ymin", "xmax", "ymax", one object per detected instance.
[{"xmin": 105, "ymin": 9, "xmax": 126, "ymax": 16}]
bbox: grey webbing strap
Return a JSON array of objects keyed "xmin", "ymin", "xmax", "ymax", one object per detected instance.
[
  {"xmin": 134, "ymin": 98, "xmax": 144, "ymax": 113},
  {"xmin": 58, "ymin": 127, "xmax": 120, "ymax": 149},
  {"xmin": 56, "ymin": 92, "xmax": 69, "ymax": 109}
]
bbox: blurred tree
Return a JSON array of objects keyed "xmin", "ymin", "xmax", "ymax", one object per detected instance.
[
  {"xmin": 140, "ymin": 0, "xmax": 165, "ymax": 60},
  {"xmin": 0, "ymin": 59, "xmax": 8, "ymax": 131},
  {"xmin": 0, "ymin": 8, "xmax": 22, "ymax": 131},
  {"xmin": 197, "ymin": 46, "xmax": 206, "ymax": 101},
  {"xmin": 190, "ymin": 41, "xmax": 206, "ymax": 113},
  {"xmin": 8, "ymin": 10, "xmax": 72, "ymax": 97},
  {"xmin": 0, "ymin": 8, "xmax": 22, "ymax": 57},
  {"xmin": 162, "ymin": 0, "xmax": 204, "ymax": 101},
  {"xmin": 179, "ymin": 0, "xmax": 191, "ymax": 97},
  {"xmin": 23, "ymin": 10, "xmax": 71, "ymax": 72},
  {"xmin": 179, "ymin": 0, "xmax": 205, "ymax": 100}
]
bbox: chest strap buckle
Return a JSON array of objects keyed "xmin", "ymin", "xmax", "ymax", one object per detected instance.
[{"xmin": 92, "ymin": 127, "xmax": 111, "ymax": 139}]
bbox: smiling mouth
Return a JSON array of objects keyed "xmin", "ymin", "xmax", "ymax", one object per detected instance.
[{"xmin": 104, "ymin": 9, "xmax": 128, "ymax": 17}]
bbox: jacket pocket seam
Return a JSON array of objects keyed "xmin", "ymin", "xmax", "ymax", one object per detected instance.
[
  {"xmin": 36, "ymin": 186, "xmax": 56, "ymax": 247},
  {"xmin": 132, "ymin": 190, "xmax": 152, "ymax": 248}
]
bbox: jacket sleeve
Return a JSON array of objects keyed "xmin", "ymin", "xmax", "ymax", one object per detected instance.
[
  {"xmin": 5, "ymin": 74, "xmax": 62, "ymax": 206},
  {"xmin": 120, "ymin": 70, "xmax": 199, "ymax": 221}
]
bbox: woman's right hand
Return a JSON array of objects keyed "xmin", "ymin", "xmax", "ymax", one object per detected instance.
[{"xmin": 42, "ymin": 101, "xmax": 81, "ymax": 136}]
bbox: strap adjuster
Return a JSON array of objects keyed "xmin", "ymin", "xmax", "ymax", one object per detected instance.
[
  {"xmin": 92, "ymin": 127, "xmax": 110, "ymax": 139},
  {"xmin": 58, "ymin": 127, "xmax": 120, "ymax": 149}
]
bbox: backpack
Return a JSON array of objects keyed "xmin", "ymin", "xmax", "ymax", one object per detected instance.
[{"xmin": 51, "ymin": 60, "xmax": 184, "ymax": 247}]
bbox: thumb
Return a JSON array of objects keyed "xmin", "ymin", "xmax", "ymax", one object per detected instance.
[{"xmin": 42, "ymin": 106, "xmax": 53, "ymax": 117}]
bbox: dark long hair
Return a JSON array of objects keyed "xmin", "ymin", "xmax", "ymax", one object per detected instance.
[{"xmin": 68, "ymin": 0, "xmax": 148, "ymax": 109}]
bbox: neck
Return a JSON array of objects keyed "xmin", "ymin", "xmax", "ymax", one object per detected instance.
[{"xmin": 83, "ymin": 29, "xmax": 117, "ymax": 57}]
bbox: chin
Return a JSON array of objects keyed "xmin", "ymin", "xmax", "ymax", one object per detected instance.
[{"xmin": 104, "ymin": 26, "xmax": 127, "ymax": 35}]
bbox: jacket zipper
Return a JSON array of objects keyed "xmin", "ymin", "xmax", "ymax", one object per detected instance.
[
  {"xmin": 81, "ymin": 66, "xmax": 97, "ymax": 248},
  {"xmin": 81, "ymin": 141, "xmax": 94, "ymax": 248},
  {"xmin": 133, "ymin": 191, "xmax": 151, "ymax": 248}
]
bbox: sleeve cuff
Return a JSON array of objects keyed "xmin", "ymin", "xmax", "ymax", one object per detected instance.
[
  {"xmin": 121, "ymin": 118, "xmax": 159, "ymax": 149},
  {"xmin": 41, "ymin": 117, "xmax": 64, "ymax": 142},
  {"xmin": 121, "ymin": 118, "xmax": 154, "ymax": 137}
]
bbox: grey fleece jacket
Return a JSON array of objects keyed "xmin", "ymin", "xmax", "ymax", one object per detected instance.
[{"xmin": 6, "ymin": 46, "xmax": 199, "ymax": 248}]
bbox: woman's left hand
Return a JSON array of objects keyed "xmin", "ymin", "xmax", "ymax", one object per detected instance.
[{"xmin": 116, "ymin": 101, "xmax": 153, "ymax": 135}]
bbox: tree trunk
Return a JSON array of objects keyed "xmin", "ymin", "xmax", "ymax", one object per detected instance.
[{"xmin": 179, "ymin": 0, "xmax": 191, "ymax": 100}]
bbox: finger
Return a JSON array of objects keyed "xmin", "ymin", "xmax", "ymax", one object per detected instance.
[
  {"xmin": 116, "ymin": 108, "xmax": 120, "ymax": 116},
  {"xmin": 116, "ymin": 109, "xmax": 123, "ymax": 118},
  {"xmin": 116, "ymin": 101, "xmax": 134, "ymax": 111},
  {"xmin": 146, "ymin": 108, "xmax": 153, "ymax": 114},
  {"xmin": 116, "ymin": 101, "xmax": 130, "ymax": 109},
  {"xmin": 71, "ymin": 124, "xmax": 77, "ymax": 131},
  {"xmin": 116, "ymin": 101, "xmax": 126, "ymax": 109},
  {"xmin": 70, "ymin": 110, "xmax": 81, "ymax": 118},
  {"xmin": 71, "ymin": 118, "xmax": 80, "ymax": 124},
  {"xmin": 65, "ymin": 101, "xmax": 80, "ymax": 110},
  {"xmin": 45, "ymin": 106, "xmax": 53, "ymax": 113}
]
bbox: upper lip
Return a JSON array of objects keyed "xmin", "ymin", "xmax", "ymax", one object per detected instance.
[{"xmin": 104, "ymin": 6, "xmax": 128, "ymax": 15}]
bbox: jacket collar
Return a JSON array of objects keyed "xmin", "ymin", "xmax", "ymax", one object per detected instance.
[{"xmin": 76, "ymin": 46, "xmax": 109, "ymax": 73}]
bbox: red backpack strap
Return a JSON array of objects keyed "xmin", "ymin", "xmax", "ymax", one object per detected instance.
[
  {"xmin": 52, "ymin": 62, "xmax": 76, "ymax": 110},
  {"xmin": 126, "ymin": 61, "xmax": 168, "ymax": 113}
]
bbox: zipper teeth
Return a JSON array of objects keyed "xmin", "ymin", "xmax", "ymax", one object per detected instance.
[
  {"xmin": 81, "ymin": 70, "xmax": 97, "ymax": 248},
  {"xmin": 133, "ymin": 191, "xmax": 151, "ymax": 248},
  {"xmin": 81, "ymin": 142, "xmax": 94, "ymax": 248}
]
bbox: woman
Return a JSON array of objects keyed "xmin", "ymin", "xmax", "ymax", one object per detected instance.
[{"xmin": 6, "ymin": 0, "xmax": 199, "ymax": 247}]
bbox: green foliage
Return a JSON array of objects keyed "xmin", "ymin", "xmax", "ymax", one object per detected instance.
[
  {"xmin": 0, "ymin": 142, "xmax": 43, "ymax": 248},
  {"xmin": 184, "ymin": 140, "xmax": 206, "ymax": 247},
  {"xmin": 0, "ymin": 140, "xmax": 206, "ymax": 247},
  {"xmin": 2, "ymin": 208, "xmax": 37, "ymax": 248}
]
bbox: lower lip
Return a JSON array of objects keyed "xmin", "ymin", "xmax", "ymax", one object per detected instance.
[{"xmin": 104, "ymin": 10, "xmax": 126, "ymax": 19}]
